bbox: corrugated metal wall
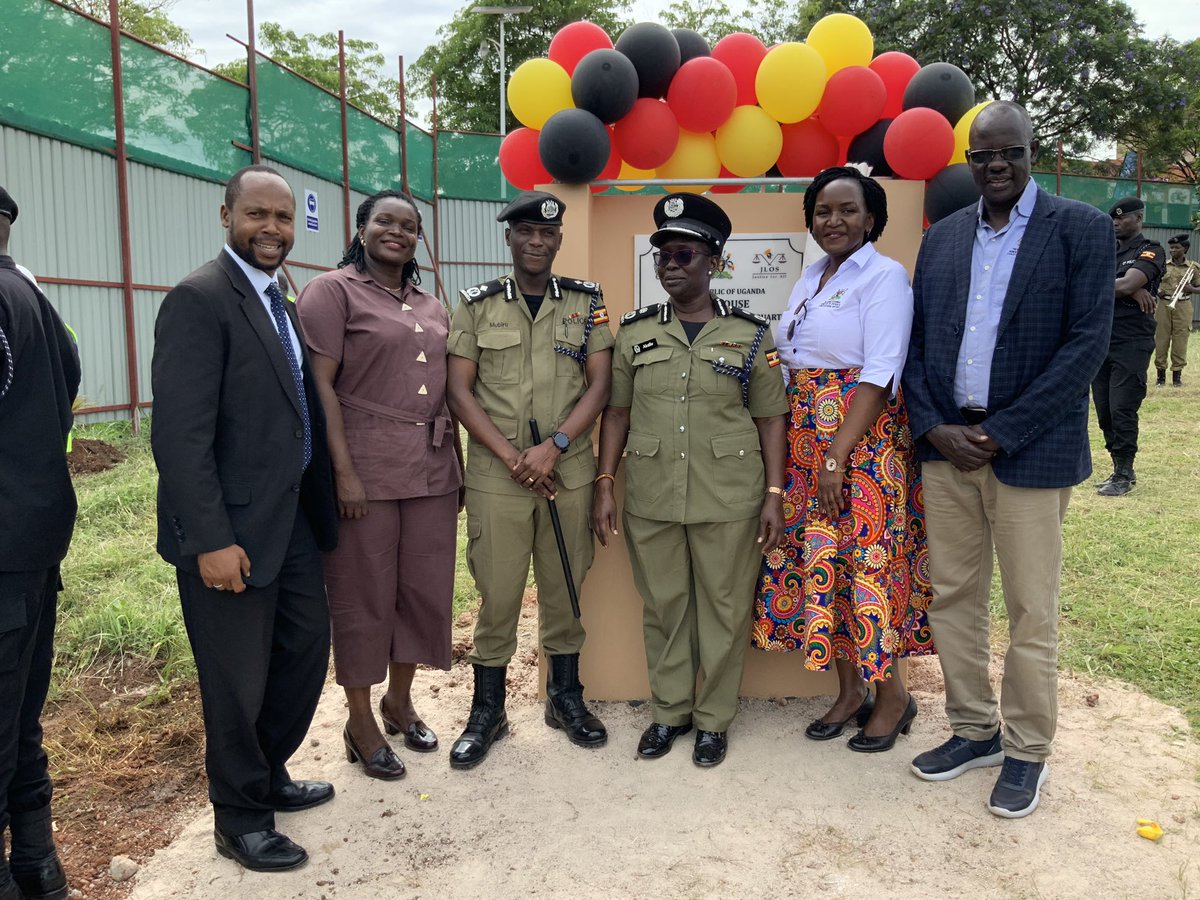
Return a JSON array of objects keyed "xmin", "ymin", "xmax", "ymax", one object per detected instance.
[{"xmin": 1, "ymin": 124, "xmax": 512, "ymax": 422}]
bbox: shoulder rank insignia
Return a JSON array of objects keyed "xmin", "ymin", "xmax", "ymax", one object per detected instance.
[
  {"xmin": 552, "ymin": 278, "xmax": 608, "ymax": 370},
  {"xmin": 620, "ymin": 304, "xmax": 660, "ymax": 325},
  {"xmin": 556, "ymin": 276, "xmax": 602, "ymax": 294},
  {"xmin": 729, "ymin": 307, "xmax": 768, "ymax": 326},
  {"xmin": 459, "ymin": 279, "xmax": 507, "ymax": 305}
]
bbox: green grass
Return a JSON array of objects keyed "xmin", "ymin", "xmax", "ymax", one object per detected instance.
[{"xmin": 59, "ymin": 351, "xmax": 1200, "ymax": 732}]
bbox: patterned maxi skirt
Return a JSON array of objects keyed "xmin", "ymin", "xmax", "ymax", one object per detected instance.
[{"xmin": 751, "ymin": 367, "xmax": 935, "ymax": 682}]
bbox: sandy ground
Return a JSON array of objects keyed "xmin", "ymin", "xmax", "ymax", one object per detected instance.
[{"xmin": 126, "ymin": 606, "xmax": 1200, "ymax": 900}]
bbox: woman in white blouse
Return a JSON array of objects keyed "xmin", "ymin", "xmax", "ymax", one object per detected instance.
[{"xmin": 751, "ymin": 166, "xmax": 935, "ymax": 753}]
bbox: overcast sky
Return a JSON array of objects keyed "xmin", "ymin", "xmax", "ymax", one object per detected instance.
[{"xmin": 174, "ymin": 0, "xmax": 1200, "ymax": 76}]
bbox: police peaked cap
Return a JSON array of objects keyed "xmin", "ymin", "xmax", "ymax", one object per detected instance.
[
  {"xmin": 1169, "ymin": 232, "xmax": 1191, "ymax": 248},
  {"xmin": 1109, "ymin": 196, "xmax": 1144, "ymax": 217},
  {"xmin": 497, "ymin": 190, "xmax": 565, "ymax": 225},
  {"xmin": 650, "ymin": 193, "xmax": 733, "ymax": 252},
  {"xmin": 0, "ymin": 186, "xmax": 17, "ymax": 223}
]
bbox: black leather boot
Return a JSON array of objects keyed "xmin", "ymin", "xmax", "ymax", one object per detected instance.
[
  {"xmin": 1, "ymin": 843, "xmax": 24, "ymax": 900},
  {"xmin": 8, "ymin": 806, "xmax": 68, "ymax": 900},
  {"xmin": 449, "ymin": 665, "xmax": 508, "ymax": 770},
  {"xmin": 544, "ymin": 654, "xmax": 607, "ymax": 748},
  {"xmin": 1097, "ymin": 455, "xmax": 1136, "ymax": 497}
]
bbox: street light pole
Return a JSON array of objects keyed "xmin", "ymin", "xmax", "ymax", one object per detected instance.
[{"xmin": 473, "ymin": 5, "xmax": 531, "ymax": 197}]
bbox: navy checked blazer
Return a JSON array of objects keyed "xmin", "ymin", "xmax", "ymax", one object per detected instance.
[{"xmin": 902, "ymin": 186, "xmax": 1114, "ymax": 488}]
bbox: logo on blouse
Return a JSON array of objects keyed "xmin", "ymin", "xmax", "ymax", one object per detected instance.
[{"xmin": 817, "ymin": 288, "xmax": 847, "ymax": 309}]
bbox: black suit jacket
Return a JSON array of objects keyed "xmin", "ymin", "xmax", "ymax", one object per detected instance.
[
  {"xmin": 151, "ymin": 252, "xmax": 337, "ymax": 585},
  {"xmin": 0, "ymin": 257, "xmax": 80, "ymax": 571}
]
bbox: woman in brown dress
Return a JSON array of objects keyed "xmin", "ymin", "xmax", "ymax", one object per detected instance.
[{"xmin": 298, "ymin": 189, "xmax": 463, "ymax": 779}]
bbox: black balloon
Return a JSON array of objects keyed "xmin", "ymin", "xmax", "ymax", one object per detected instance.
[
  {"xmin": 846, "ymin": 119, "xmax": 894, "ymax": 178},
  {"xmin": 671, "ymin": 28, "xmax": 710, "ymax": 64},
  {"xmin": 614, "ymin": 21, "xmax": 681, "ymax": 98},
  {"xmin": 902, "ymin": 62, "xmax": 976, "ymax": 125},
  {"xmin": 571, "ymin": 48, "xmax": 639, "ymax": 124},
  {"xmin": 925, "ymin": 163, "xmax": 981, "ymax": 224},
  {"xmin": 538, "ymin": 108, "xmax": 612, "ymax": 184}
]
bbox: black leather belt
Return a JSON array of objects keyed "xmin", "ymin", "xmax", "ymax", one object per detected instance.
[{"xmin": 960, "ymin": 407, "xmax": 988, "ymax": 425}]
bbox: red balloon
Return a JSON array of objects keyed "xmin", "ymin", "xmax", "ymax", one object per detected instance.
[
  {"xmin": 870, "ymin": 51, "xmax": 920, "ymax": 120},
  {"xmin": 884, "ymin": 107, "xmax": 954, "ymax": 180},
  {"xmin": 613, "ymin": 98, "xmax": 680, "ymax": 170},
  {"xmin": 591, "ymin": 133, "xmax": 622, "ymax": 193},
  {"xmin": 499, "ymin": 127, "xmax": 550, "ymax": 191},
  {"xmin": 711, "ymin": 32, "xmax": 767, "ymax": 106},
  {"xmin": 549, "ymin": 21, "xmax": 614, "ymax": 76},
  {"xmin": 711, "ymin": 166, "xmax": 746, "ymax": 194},
  {"xmin": 816, "ymin": 66, "xmax": 887, "ymax": 138},
  {"xmin": 777, "ymin": 118, "xmax": 839, "ymax": 177},
  {"xmin": 667, "ymin": 57, "xmax": 737, "ymax": 134}
]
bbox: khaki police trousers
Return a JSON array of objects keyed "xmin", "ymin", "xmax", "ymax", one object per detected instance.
[
  {"xmin": 465, "ymin": 485, "xmax": 592, "ymax": 667},
  {"xmin": 921, "ymin": 462, "xmax": 1071, "ymax": 763},
  {"xmin": 623, "ymin": 512, "xmax": 761, "ymax": 733},
  {"xmin": 1154, "ymin": 298, "xmax": 1192, "ymax": 372}
]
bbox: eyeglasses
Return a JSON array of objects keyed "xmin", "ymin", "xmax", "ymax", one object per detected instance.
[
  {"xmin": 652, "ymin": 249, "xmax": 703, "ymax": 268},
  {"xmin": 964, "ymin": 145, "xmax": 1027, "ymax": 166}
]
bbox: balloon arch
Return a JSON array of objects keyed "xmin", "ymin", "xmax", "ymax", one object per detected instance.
[{"xmin": 499, "ymin": 14, "xmax": 992, "ymax": 224}]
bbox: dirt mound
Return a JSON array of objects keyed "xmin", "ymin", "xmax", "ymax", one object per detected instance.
[{"xmin": 68, "ymin": 438, "xmax": 127, "ymax": 476}]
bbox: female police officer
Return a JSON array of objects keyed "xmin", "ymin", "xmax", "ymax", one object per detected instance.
[{"xmin": 592, "ymin": 193, "xmax": 787, "ymax": 767}]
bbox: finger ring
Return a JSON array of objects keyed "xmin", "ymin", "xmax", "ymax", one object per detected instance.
[
  {"xmin": 527, "ymin": 476, "xmax": 535, "ymax": 483},
  {"xmin": 214, "ymin": 583, "xmax": 224, "ymax": 589}
]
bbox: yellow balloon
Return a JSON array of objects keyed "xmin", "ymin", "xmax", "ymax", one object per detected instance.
[
  {"xmin": 953, "ymin": 100, "xmax": 993, "ymax": 165},
  {"xmin": 615, "ymin": 161, "xmax": 655, "ymax": 192},
  {"xmin": 507, "ymin": 58, "xmax": 573, "ymax": 130},
  {"xmin": 657, "ymin": 130, "xmax": 721, "ymax": 195},
  {"xmin": 806, "ymin": 13, "xmax": 873, "ymax": 75},
  {"xmin": 715, "ymin": 106, "xmax": 783, "ymax": 178},
  {"xmin": 755, "ymin": 43, "xmax": 827, "ymax": 124}
]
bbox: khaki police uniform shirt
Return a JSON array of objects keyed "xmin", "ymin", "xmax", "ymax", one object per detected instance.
[
  {"xmin": 448, "ymin": 272, "xmax": 614, "ymax": 495},
  {"xmin": 611, "ymin": 297, "xmax": 787, "ymax": 524},
  {"xmin": 1159, "ymin": 259, "xmax": 1200, "ymax": 299}
]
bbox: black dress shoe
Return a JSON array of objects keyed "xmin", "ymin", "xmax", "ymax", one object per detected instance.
[
  {"xmin": 268, "ymin": 779, "xmax": 335, "ymax": 812},
  {"xmin": 847, "ymin": 695, "xmax": 918, "ymax": 753},
  {"xmin": 344, "ymin": 725, "xmax": 406, "ymax": 779},
  {"xmin": 805, "ymin": 691, "xmax": 875, "ymax": 741},
  {"xmin": 213, "ymin": 828, "xmax": 307, "ymax": 872},
  {"xmin": 693, "ymin": 730, "xmax": 728, "ymax": 767},
  {"xmin": 636, "ymin": 722, "xmax": 692, "ymax": 758},
  {"xmin": 380, "ymin": 699, "xmax": 438, "ymax": 752}
]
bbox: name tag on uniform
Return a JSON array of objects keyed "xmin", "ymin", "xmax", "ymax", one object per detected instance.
[{"xmin": 632, "ymin": 339, "xmax": 658, "ymax": 355}]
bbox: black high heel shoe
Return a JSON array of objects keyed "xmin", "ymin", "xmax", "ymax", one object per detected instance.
[
  {"xmin": 343, "ymin": 724, "xmax": 406, "ymax": 779},
  {"xmin": 847, "ymin": 695, "xmax": 918, "ymax": 753},
  {"xmin": 804, "ymin": 691, "xmax": 875, "ymax": 741},
  {"xmin": 380, "ymin": 698, "xmax": 438, "ymax": 752}
]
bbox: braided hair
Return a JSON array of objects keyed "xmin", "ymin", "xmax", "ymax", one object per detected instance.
[
  {"xmin": 803, "ymin": 166, "xmax": 889, "ymax": 243},
  {"xmin": 338, "ymin": 189, "xmax": 423, "ymax": 285}
]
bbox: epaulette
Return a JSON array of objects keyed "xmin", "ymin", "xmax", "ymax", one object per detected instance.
[
  {"xmin": 620, "ymin": 304, "xmax": 660, "ymax": 326},
  {"xmin": 459, "ymin": 279, "xmax": 506, "ymax": 305},
  {"xmin": 729, "ymin": 307, "xmax": 768, "ymax": 326},
  {"xmin": 556, "ymin": 276, "xmax": 602, "ymax": 294}
]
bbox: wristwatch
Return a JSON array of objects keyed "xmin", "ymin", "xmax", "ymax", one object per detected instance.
[
  {"xmin": 550, "ymin": 431, "xmax": 571, "ymax": 453},
  {"xmin": 824, "ymin": 457, "xmax": 847, "ymax": 474}
]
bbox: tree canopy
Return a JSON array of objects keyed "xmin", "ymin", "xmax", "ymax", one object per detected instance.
[
  {"xmin": 213, "ymin": 23, "xmax": 400, "ymax": 123},
  {"xmin": 410, "ymin": 0, "xmax": 632, "ymax": 132},
  {"xmin": 66, "ymin": 0, "xmax": 194, "ymax": 55}
]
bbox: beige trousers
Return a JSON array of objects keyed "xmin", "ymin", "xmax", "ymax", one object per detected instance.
[
  {"xmin": 1154, "ymin": 298, "xmax": 1192, "ymax": 372},
  {"xmin": 921, "ymin": 462, "xmax": 1071, "ymax": 762}
]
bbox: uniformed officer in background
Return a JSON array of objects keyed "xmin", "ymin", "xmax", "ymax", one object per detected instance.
[
  {"xmin": 592, "ymin": 193, "xmax": 787, "ymax": 768},
  {"xmin": 1092, "ymin": 196, "xmax": 1164, "ymax": 496},
  {"xmin": 446, "ymin": 190, "xmax": 613, "ymax": 769},
  {"xmin": 1154, "ymin": 233, "xmax": 1199, "ymax": 388}
]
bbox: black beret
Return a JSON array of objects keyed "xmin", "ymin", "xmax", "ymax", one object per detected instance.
[
  {"xmin": 1109, "ymin": 196, "xmax": 1144, "ymax": 217},
  {"xmin": 650, "ymin": 193, "xmax": 733, "ymax": 251},
  {"xmin": 0, "ymin": 186, "xmax": 17, "ymax": 223},
  {"xmin": 497, "ymin": 190, "xmax": 565, "ymax": 225},
  {"xmin": 1168, "ymin": 233, "xmax": 1191, "ymax": 247}
]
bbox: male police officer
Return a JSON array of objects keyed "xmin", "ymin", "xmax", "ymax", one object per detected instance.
[
  {"xmin": 446, "ymin": 191, "xmax": 613, "ymax": 768},
  {"xmin": 1092, "ymin": 197, "xmax": 1164, "ymax": 496}
]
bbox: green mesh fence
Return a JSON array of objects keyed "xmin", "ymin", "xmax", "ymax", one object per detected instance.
[
  {"xmin": 255, "ymin": 57, "xmax": 343, "ymax": 184},
  {"xmin": 346, "ymin": 105, "xmax": 402, "ymax": 195},
  {"xmin": 435, "ymin": 131, "xmax": 512, "ymax": 201},
  {"xmin": 406, "ymin": 127, "xmax": 435, "ymax": 201},
  {"xmin": 1033, "ymin": 174, "xmax": 1196, "ymax": 229}
]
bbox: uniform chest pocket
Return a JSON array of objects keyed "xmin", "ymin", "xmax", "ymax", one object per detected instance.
[
  {"xmin": 630, "ymin": 345, "xmax": 676, "ymax": 394},
  {"xmin": 554, "ymin": 322, "xmax": 586, "ymax": 377},
  {"xmin": 697, "ymin": 345, "xmax": 744, "ymax": 396},
  {"xmin": 477, "ymin": 330, "xmax": 522, "ymax": 384}
]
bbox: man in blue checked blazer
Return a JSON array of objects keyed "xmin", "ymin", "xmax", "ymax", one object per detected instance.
[{"xmin": 902, "ymin": 102, "xmax": 1113, "ymax": 819}]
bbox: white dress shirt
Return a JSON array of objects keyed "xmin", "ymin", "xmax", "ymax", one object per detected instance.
[
  {"xmin": 774, "ymin": 241, "xmax": 914, "ymax": 393},
  {"xmin": 223, "ymin": 245, "xmax": 303, "ymax": 370}
]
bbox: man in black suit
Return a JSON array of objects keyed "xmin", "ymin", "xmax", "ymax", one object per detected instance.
[
  {"xmin": 151, "ymin": 165, "xmax": 338, "ymax": 872},
  {"xmin": 0, "ymin": 185, "xmax": 78, "ymax": 900}
]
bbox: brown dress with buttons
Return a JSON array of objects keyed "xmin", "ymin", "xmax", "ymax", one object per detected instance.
[{"xmin": 297, "ymin": 267, "xmax": 461, "ymax": 686}]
